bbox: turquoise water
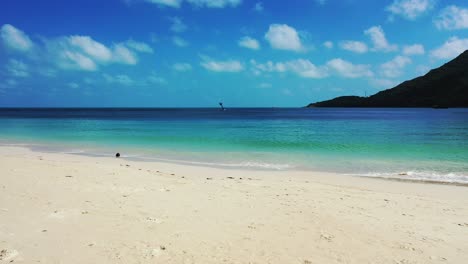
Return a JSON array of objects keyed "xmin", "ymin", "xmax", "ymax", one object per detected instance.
[{"xmin": 1, "ymin": 108, "xmax": 467, "ymax": 183}]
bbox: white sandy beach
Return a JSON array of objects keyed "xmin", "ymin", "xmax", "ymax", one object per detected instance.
[{"xmin": 0, "ymin": 146, "xmax": 467, "ymax": 263}]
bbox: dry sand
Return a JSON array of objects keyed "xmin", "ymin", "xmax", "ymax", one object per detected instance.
[{"xmin": 0, "ymin": 146, "xmax": 467, "ymax": 264}]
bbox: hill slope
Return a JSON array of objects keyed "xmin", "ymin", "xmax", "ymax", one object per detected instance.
[{"xmin": 308, "ymin": 50, "xmax": 468, "ymax": 107}]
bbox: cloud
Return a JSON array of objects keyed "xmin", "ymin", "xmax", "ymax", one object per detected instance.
[
  {"xmin": 380, "ymin": 55, "xmax": 412, "ymax": 78},
  {"xmin": 284, "ymin": 59, "xmax": 328, "ymax": 78},
  {"xmin": 169, "ymin": 17, "xmax": 187, "ymax": 33},
  {"xmin": 201, "ymin": 57, "xmax": 243, "ymax": 72},
  {"xmin": 0, "ymin": 24, "xmax": 33, "ymax": 52},
  {"xmin": 250, "ymin": 60, "xmax": 286, "ymax": 75},
  {"xmin": 1, "ymin": 25, "xmax": 149, "ymax": 72},
  {"xmin": 103, "ymin": 74, "xmax": 134, "ymax": 86},
  {"xmin": 125, "ymin": 40, "xmax": 154, "ymax": 53},
  {"xmin": 370, "ymin": 78, "xmax": 399, "ymax": 88},
  {"xmin": 402, "ymin": 44, "xmax": 425, "ymax": 55},
  {"xmin": 250, "ymin": 59, "xmax": 328, "ymax": 79},
  {"xmin": 364, "ymin": 26, "xmax": 397, "ymax": 52},
  {"xmin": 69, "ymin": 36, "xmax": 113, "ymax": 62},
  {"xmin": 59, "ymin": 50, "xmax": 98, "ymax": 71},
  {"xmin": 386, "ymin": 0, "xmax": 434, "ymax": 20},
  {"xmin": 172, "ymin": 36, "xmax": 189, "ymax": 47},
  {"xmin": 68, "ymin": 82, "xmax": 79, "ymax": 89},
  {"xmin": 251, "ymin": 58, "xmax": 373, "ymax": 79},
  {"xmin": 103, "ymin": 72, "xmax": 167, "ymax": 87},
  {"xmin": 0, "ymin": 79, "xmax": 18, "ymax": 90},
  {"xmin": 264, "ymin": 24, "xmax": 304, "ymax": 52},
  {"xmin": 144, "ymin": 0, "xmax": 183, "ymax": 8},
  {"xmin": 323, "ymin": 41, "xmax": 333, "ymax": 49},
  {"xmin": 327, "ymin": 59, "xmax": 373, "ymax": 78},
  {"xmin": 434, "ymin": 5, "xmax": 468, "ymax": 30},
  {"xmin": 111, "ymin": 43, "xmax": 138, "ymax": 65},
  {"xmin": 186, "ymin": 0, "xmax": 241, "ymax": 8},
  {"xmin": 340, "ymin": 41, "xmax": 368, "ymax": 53},
  {"xmin": 146, "ymin": 72, "xmax": 168, "ymax": 85},
  {"xmin": 173, "ymin": 62, "xmax": 193, "ymax": 71},
  {"xmin": 6, "ymin": 59, "xmax": 29, "ymax": 77},
  {"xmin": 430, "ymin": 37, "xmax": 468, "ymax": 59},
  {"xmin": 253, "ymin": 2, "xmax": 263, "ymax": 12},
  {"xmin": 238, "ymin": 36, "xmax": 260, "ymax": 50}
]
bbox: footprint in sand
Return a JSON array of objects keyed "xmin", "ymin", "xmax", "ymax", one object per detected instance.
[
  {"xmin": 320, "ymin": 233, "xmax": 334, "ymax": 242},
  {"xmin": 146, "ymin": 217, "xmax": 163, "ymax": 224},
  {"xmin": 0, "ymin": 249, "xmax": 19, "ymax": 261}
]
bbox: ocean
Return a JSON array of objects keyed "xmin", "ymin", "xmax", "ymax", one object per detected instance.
[{"xmin": 1, "ymin": 108, "xmax": 467, "ymax": 184}]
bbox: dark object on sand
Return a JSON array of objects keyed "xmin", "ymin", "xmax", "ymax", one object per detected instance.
[{"xmin": 115, "ymin": 153, "xmax": 120, "ymax": 158}]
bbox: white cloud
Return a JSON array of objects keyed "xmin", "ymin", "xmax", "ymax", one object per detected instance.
[
  {"xmin": 250, "ymin": 59, "xmax": 286, "ymax": 75},
  {"xmin": 144, "ymin": 0, "xmax": 183, "ymax": 8},
  {"xmin": 69, "ymin": 36, "xmax": 113, "ymax": 62},
  {"xmin": 250, "ymin": 59, "xmax": 328, "ymax": 79},
  {"xmin": 112, "ymin": 44, "xmax": 138, "ymax": 65},
  {"xmin": 264, "ymin": 24, "xmax": 304, "ymax": 52},
  {"xmin": 186, "ymin": 0, "xmax": 241, "ymax": 8},
  {"xmin": 169, "ymin": 17, "xmax": 187, "ymax": 33},
  {"xmin": 146, "ymin": 73, "xmax": 168, "ymax": 85},
  {"xmin": 50, "ymin": 37, "xmax": 140, "ymax": 71},
  {"xmin": 323, "ymin": 41, "xmax": 333, "ymax": 49},
  {"xmin": 6, "ymin": 59, "xmax": 29, "ymax": 77},
  {"xmin": 327, "ymin": 58, "xmax": 373, "ymax": 78},
  {"xmin": 364, "ymin": 26, "xmax": 397, "ymax": 52},
  {"xmin": 435, "ymin": 6, "xmax": 468, "ymax": 30},
  {"xmin": 0, "ymin": 79, "xmax": 18, "ymax": 90},
  {"xmin": 59, "ymin": 50, "xmax": 98, "ymax": 71},
  {"xmin": 173, "ymin": 62, "xmax": 193, "ymax": 71},
  {"xmin": 253, "ymin": 2, "xmax": 263, "ymax": 12},
  {"xmin": 68, "ymin": 82, "xmax": 79, "ymax": 89},
  {"xmin": 238, "ymin": 36, "xmax": 260, "ymax": 50},
  {"xmin": 201, "ymin": 57, "xmax": 243, "ymax": 72},
  {"xmin": 0, "ymin": 24, "xmax": 33, "ymax": 52},
  {"xmin": 380, "ymin": 55, "xmax": 412, "ymax": 78},
  {"xmin": 340, "ymin": 41, "xmax": 368, "ymax": 53},
  {"xmin": 173, "ymin": 36, "xmax": 189, "ymax": 47},
  {"xmin": 370, "ymin": 78, "xmax": 399, "ymax": 88},
  {"xmin": 430, "ymin": 37, "xmax": 468, "ymax": 59},
  {"xmin": 284, "ymin": 59, "xmax": 328, "ymax": 78},
  {"xmin": 125, "ymin": 40, "xmax": 153, "ymax": 53},
  {"xmin": 103, "ymin": 74, "xmax": 134, "ymax": 86},
  {"xmin": 402, "ymin": 44, "xmax": 425, "ymax": 55},
  {"xmin": 1, "ymin": 25, "xmax": 148, "ymax": 72},
  {"xmin": 386, "ymin": 0, "xmax": 434, "ymax": 20}
]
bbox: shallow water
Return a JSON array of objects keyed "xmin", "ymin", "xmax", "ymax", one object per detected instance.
[{"xmin": 1, "ymin": 108, "xmax": 467, "ymax": 183}]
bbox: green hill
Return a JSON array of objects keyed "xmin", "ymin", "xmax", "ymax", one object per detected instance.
[{"xmin": 308, "ymin": 50, "xmax": 468, "ymax": 108}]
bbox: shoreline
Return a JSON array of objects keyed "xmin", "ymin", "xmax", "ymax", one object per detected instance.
[
  {"xmin": 1, "ymin": 140, "xmax": 467, "ymax": 186},
  {"xmin": 1, "ymin": 145, "xmax": 468, "ymax": 263}
]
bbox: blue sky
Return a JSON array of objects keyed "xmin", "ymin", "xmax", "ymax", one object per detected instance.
[{"xmin": 0, "ymin": 0, "xmax": 467, "ymax": 107}]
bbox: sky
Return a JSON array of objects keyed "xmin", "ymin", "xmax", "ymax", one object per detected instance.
[{"xmin": 0, "ymin": 0, "xmax": 467, "ymax": 107}]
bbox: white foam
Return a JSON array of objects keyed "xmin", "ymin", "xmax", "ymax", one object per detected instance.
[{"xmin": 347, "ymin": 170, "xmax": 468, "ymax": 184}]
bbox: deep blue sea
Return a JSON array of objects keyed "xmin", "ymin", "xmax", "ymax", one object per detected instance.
[{"xmin": 1, "ymin": 108, "xmax": 467, "ymax": 183}]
